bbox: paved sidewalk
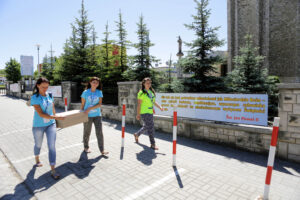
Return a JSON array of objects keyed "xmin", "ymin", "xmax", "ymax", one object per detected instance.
[
  {"xmin": 0, "ymin": 95, "xmax": 300, "ymax": 200},
  {"xmin": 0, "ymin": 148, "xmax": 36, "ymax": 200}
]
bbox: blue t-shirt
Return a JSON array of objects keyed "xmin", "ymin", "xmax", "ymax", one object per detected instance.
[
  {"xmin": 31, "ymin": 93, "xmax": 55, "ymax": 127},
  {"xmin": 81, "ymin": 89, "xmax": 103, "ymax": 117}
]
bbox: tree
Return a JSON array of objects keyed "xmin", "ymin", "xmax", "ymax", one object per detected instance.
[
  {"xmin": 52, "ymin": 56, "xmax": 64, "ymax": 85},
  {"xmin": 0, "ymin": 69, "xmax": 5, "ymax": 75},
  {"xmin": 4, "ymin": 58, "xmax": 21, "ymax": 83},
  {"xmin": 88, "ymin": 25, "xmax": 98, "ymax": 74},
  {"xmin": 225, "ymin": 34, "xmax": 279, "ymax": 119},
  {"xmin": 225, "ymin": 35, "xmax": 268, "ymax": 93},
  {"xmin": 33, "ymin": 70, "xmax": 39, "ymax": 80},
  {"xmin": 101, "ymin": 22, "xmax": 115, "ymax": 74},
  {"xmin": 182, "ymin": 0, "xmax": 224, "ymax": 92},
  {"xmin": 99, "ymin": 22, "xmax": 126, "ymax": 105},
  {"xmin": 157, "ymin": 56, "xmax": 175, "ymax": 92},
  {"xmin": 41, "ymin": 54, "xmax": 56, "ymax": 84},
  {"xmin": 100, "ymin": 22, "xmax": 124, "ymax": 84},
  {"xmin": 115, "ymin": 10, "xmax": 130, "ymax": 73},
  {"xmin": 60, "ymin": 0, "xmax": 94, "ymax": 83},
  {"xmin": 132, "ymin": 15, "xmax": 158, "ymax": 81}
]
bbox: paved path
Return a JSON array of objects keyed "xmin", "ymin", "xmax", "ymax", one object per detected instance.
[
  {"xmin": 0, "ymin": 148, "xmax": 36, "ymax": 200},
  {"xmin": 0, "ymin": 95, "xmax": 300, "ymax": 200}
]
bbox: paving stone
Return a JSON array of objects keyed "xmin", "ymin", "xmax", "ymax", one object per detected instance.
[{"xmin": 0, "ymin": 95, "xmax": 300, "ymax": 200}]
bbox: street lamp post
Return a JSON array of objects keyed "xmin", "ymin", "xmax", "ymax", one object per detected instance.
[{"xmin": 36, "ymin": 44, "xmax": 40, "ymax": 77}]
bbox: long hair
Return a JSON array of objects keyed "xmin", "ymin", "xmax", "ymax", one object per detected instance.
[
  {"xmin": 86, "ymin": 77, "xmax": 102, "ymax": 90},
  {"xmin": 33, "ymin": 77, "xmax": 50, "ymax": 97},
  {"xmin": 141, "ymin": 77, "xmax": 155, "ymax": 96}
]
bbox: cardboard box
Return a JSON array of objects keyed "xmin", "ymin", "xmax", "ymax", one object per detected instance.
[{"xmin": 56, "ymin": 110, "xmax": 88, "ymax": 129}]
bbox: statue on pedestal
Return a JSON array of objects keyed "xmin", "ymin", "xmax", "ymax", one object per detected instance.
[
  {"xmin": 176, "ymin": 36, "xmax": 184, "ymax": 58},
  {"xmin": 176, "ymin": 36, "xmax": 184, "ymax": 79}
]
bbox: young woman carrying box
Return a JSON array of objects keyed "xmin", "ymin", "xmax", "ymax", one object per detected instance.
[
  {"xmin": 81, "ymin": 77, "xmax": 108, "ymax": 156},
  {"xmin": 31, "ymin": 77, "xmax": 65, "ymax": 180}
]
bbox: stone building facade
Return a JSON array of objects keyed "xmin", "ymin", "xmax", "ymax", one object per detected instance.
[
  {"xmin": 228, "ymin": 0, "xmax": 300, "ymax": 83},
  {"xmin": 278, "ymin": 83, "xmax": 300, "ymax": 161}
]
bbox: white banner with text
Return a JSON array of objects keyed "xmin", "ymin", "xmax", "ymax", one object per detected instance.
[
  {"xmin": 47, "ymin": 86, "xmax": 62, "ymax": 98},
  {"xmin": 10, "ymin": 83, "xmax": 20, "ymax": 93},
  {"xmin": 154, "ymin": 93, "xmax": 268, "ymax": 126}
]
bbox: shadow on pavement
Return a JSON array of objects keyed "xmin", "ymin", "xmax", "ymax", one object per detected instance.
[
  {"xmin": 120, "ymin": 146, "xmax": 124, "ymax": 160},
  {"xmin": 136, "ymin": 143, "xmax": 166, "ymax": 166},
  {"xmin": 102, "ymin": 118, "xmax": 300, "ymax": 177},
  {"xmin": 173, "ymin": 166, "xmax": 184, "ymax": 188},
  {"xmin": 1, "ymin": 151, "xmax": 102, "ymax": 200}
]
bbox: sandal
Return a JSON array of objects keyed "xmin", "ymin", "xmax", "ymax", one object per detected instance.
[
  {"xmin": 150, "ymin": 145, "xmax": 159, "ymax": 150},
  {"xmin": 35, "ymin": 162, "xmax": 43, "ymax": 167},
  {"xmin": 51, "ymin": 171, "xmax": 60, "ymax": 180},
  {"xmin": 134, "ymin": 133, "xmax": 139, "ymax": 143},
  {"xmin": 101, "ymin": 151, "xmax": 109, "ymax": 155},
  {"xmin": 84, "ymin": 148, "xmax": 91, "ymax": 153}
]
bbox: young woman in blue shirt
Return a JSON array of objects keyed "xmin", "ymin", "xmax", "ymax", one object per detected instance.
[
  {"xmin": 30, "ymin": 77, "xmax": 64, "ymax": 180},
  {"xmin": 81, "ymin": 77, "xmax": 108, "ymax": 155}
]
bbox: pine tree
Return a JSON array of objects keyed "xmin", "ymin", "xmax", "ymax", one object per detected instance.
[
  {"xmin": 99, "ymin": 22, "xmax": 123, "ymax": 105},
  {"xmin": 87, "ymin": 25, "xmax": 99, "ymax": 79},
  {"xmin": 226, "ymin": 34, "xmax": 279, "ymax": 120},
  {"xmin": 4, "ymin": 58, "xmax": 21, "ymax": 83},
  {"xmin": 40, "ymin": 53, "xmax": 57, "ymax": 84},
  {"xmin": 115, "ymin": 10, "xmax": 130, "ymax": 73},
  {"xmin": 101, "ymin": 22, "xmax": 115, "ymax": 72},
  {"xmin": 60, "ymin": 0, "xmax": 94, "ymax": 83},
  {"xmin": 41, "ymin": 55, "xmax": 52, "ymax": 82},
  {"xmin": 90, "ymin": 25, "xmax": 98, "ymax": 67},
  {"xmin": 52, "ymin": 56, "xmax": 64, "ymax": 85},
  {"xmin": 132, "ymin": 15, "xmax": 157, "ymax": 81},
  {"xmin": 182, "ymin": 0, "xmax": 224, "ymax": 92},
  {"xmin": 226, "ymin": 35, "xmax": 267, "ymax": 93}
]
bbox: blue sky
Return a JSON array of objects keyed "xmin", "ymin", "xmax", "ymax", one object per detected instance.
[{"xmin": 0, "ymin": 0, "xmax": 227, "ymax": 70}]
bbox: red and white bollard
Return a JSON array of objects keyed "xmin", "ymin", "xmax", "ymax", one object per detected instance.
[
  {"xmin": 172, "ymin": 105, "xmax": 177, "ymax": 166},
  {"xmin": 121, "ymin": 99, "xmax": 126, "ymax": 147},
  {"xmin": 64, "ymin": 97, "xmax": 68, "ymax": 112},
  {"xmin": 263, "ymin": 117, "xmax": 280, "ymax": 200}
]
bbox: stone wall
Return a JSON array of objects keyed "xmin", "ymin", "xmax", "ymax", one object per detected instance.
[
  {"xmin": 117, "ymin": 81, "xmax": 140, "ymax": 124},
  {"xmin": 154, "ymin": 115, "xmax": 274, "ymax": 154},
  {"xmin": 278, "ymin": 83, "xmax": 300, "ymax": 162},
  {"xmin": 69, "ymin": 81, "xmax": 141, "ymax": 125}
]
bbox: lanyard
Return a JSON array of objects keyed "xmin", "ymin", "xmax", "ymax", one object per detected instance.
[
  {"xmin": 40, "ymin": 95, "xmax": 51, "ymax": 113},
  {"xmin": 146, "ymin": 90, "xmax": 154, "ymax": 103}
]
